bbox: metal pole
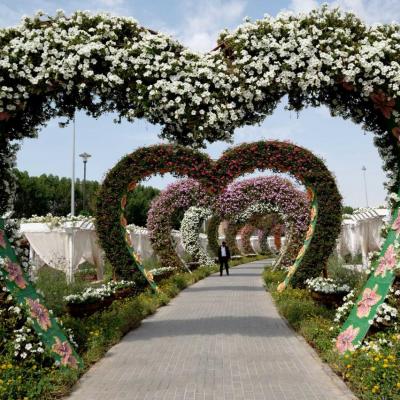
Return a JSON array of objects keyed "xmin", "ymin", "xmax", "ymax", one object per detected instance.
[
  {"xmin": 83, "ymin": 160, "xmax": 87, "ymax": 212},
  {"xmin": 79, "ymin": 152, "xmax": 91, "ymax": 213},
  {"xmin": 71, "ymin": 116, "xmax": 76, "ymax": 216},
  {"xmin": 362, "ymin": 166, "xmax": 369, "ymax": 207}
]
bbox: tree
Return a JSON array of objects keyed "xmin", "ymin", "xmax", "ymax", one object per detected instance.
[
  {"xmin": 342, "ymin": 205, "xmax": 355, "ymax": 215},
  {"xmin": 12, "ymin": 170, "xmax": 160, "ymax": 224},
  {"xmin": 13, "ymin": 170, "xmax": 100, "ymax": 217},
  {"xmin": 125, "ymin": 185, "xmax": 160, "ymax": 227}
]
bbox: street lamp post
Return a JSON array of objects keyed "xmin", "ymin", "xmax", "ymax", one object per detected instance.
[
  {"xmin": 59, "ymin": 116, "xmax": 76, "ymax": 216},
  {"xmin": 362, "ymin": 166, "xmax": 369, "ymax": 208},
  {"xmin": 79, "ymin": 152, "xmax": 91, "ymax": 212}
]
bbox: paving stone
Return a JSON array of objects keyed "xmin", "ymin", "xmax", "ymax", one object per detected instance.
[{"xmin": 67, "ymin": 261, "xmax": 357, "ymax": 400}]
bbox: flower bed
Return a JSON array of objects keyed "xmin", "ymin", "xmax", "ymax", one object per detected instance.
[
  {"xmin": 306, "ymin": 277, "xmax": 351, "ymax": 294},
  {"xmin": 21, "ymin": 214, "xmax": 94, "ymax": 228},
  {"xmin": 64, "ymin": 280, "xmax": 137, "ymax": 317},
  {"xmin": 306, "ymin": 277, "xmax": 351, "ymax": 307},
  {"xmin": 148, "ymin": 267, "xmax": 176, "ymax": 282},
  {"xmin": 264, "ymin": 267, "xmax": 400, "ymax": 400}
]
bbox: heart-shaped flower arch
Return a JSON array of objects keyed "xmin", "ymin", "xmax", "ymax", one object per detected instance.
[
  {"xmin": 1, "ymin": 6, "xmax": 400, "ymax": 363},
  {"xmin": 148, "ymin": 175, "xmax": 308, "ymax": 270},
  {"xmin": 258, "ymin": 215, "xmax": 280, "ymax": 255},
  {"xmin": 239, "ymin": 224, "xmax": 260, "ymax": 254},
  {"xmin": 146, "ymin": 179, "xmax": 211, "ymax": 271},
  {"xmin": 96, "ymin": 140, "xmax": 340, "ymax": 290},
  {"xmin": 224, "ymin": 207, "xmax": 290, "ymax": 261},
  {"xmin": 212, "ymin": 176, "xmax": 310, "ymax": 268}
]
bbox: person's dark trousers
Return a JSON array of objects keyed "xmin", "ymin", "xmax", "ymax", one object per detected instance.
[{"xmin": 219, "ymin": 257, "xmax": 229, "ymax": 276}]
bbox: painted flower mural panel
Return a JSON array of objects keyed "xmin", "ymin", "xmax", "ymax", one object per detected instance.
[
  {"xmin": 4, "ymin": 258, "xmax": 27, "ymax": 289},
  {"xmin": 52, "ymin": 337, "xmax": 78, "ymax": 368},
  {"xmin": 357, "ymin": 286, "xmax": 381, "ymax": 318},
  {"xmin": 336, "ymin": 325, "xmax": 360, "ymax": 354},
  {"xmin": 374, "ymin": 245, "xmax": 396, "ymax": 277},
  {"xmin": 0, "ymin": 230, "xmax": 6, "ymax": 248},
  {"xmin": 27, "ymin": 298, "xmax": 52, "ymax": 331},
  {"xmin": 392, "ymin": 215, "xmax": 400, "ymax": 235}
]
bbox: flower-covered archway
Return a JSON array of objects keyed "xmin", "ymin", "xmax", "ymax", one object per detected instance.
[
  {"xmin": 146, "ymin": 179, "xmax": 210, "ymax": 270},
  {"xmin": 1, "ymin": 6, "xmax": 400, "ymax": 362},
  {"xmin": 147, "ymin": 175, "xmax": 308, "ymax": 270},
  {"xmin": 213, "ymin": 177, "xmax": 310, "ymax": 269},
  {"xmin": 180, "ymin": 206, "xmax": 214, "ymax": 266},
  {"xmin": 96, "ymin": 141, "xmax": 338, "ymax": 286}
]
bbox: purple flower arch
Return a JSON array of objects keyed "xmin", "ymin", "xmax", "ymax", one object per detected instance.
[
  {"xmin": 212, "ymin": 176, "xmax": 310, "ymax": 268},
  {"xmin": 147, "ymin": 179, "xmax": 210, "ymax": 269}
]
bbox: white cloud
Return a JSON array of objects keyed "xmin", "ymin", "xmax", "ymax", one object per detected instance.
[
  {"xmin": 331, "ymin": 0, "xmax": 400, "ymax": 23},
  {"xmin": 289, "ymin": 0, "xmax": 400, "ymax": 23},
  {"xmin": 288, "ymin": 0, "xmax": 319, "ymax": 14},
  {"xmin": 97, "ymin": 0, "xmax": 125, "ymax": 6},
  {"xmin": 178, "ymin": 0, "xmax": 247, "ymax": 52}
]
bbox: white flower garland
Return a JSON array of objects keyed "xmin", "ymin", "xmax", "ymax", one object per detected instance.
[
  {"xmin": 306, "ymin": 277, "xmax": 351, "ymax": 294},
  {"xmin": 63, "ymin": 280, "xmax": 135, "ymax": 304},
  {"xmin": 232, "ymin": 202, "xmax": 285, "ymax": 225},
  {"xmin": 21, "ymin": 213, "xmax": 94, "ymax": 228},
  {"xmin": 1, "ymin": 7, "xmax": 400, "ymax": 214},
  {"xmin": 180, "ymin": 207, "xmax": 214, "ymax": 266}
]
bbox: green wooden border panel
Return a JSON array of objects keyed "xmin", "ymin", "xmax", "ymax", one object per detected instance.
[{"xmin": 0, "ymin": 218, "xmax": 82, "ymax": 368}]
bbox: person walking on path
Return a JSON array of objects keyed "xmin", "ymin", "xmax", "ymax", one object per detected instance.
[{"xmin": 218, "ymin": 241, "xmax": 231, "ymax": 276}]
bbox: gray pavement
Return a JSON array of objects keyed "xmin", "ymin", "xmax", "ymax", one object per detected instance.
[{"xmin": 67, "ymin": 260, "xmax": 356, "ymax": 400}]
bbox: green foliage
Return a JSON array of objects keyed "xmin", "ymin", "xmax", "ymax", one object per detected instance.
[
  {"xmin": 262, "ymin": 268, "xmax": 286, "ymax": 290},
  {"xmin": 342, "ymin": 205, "xmax": 355, "ymax": 215},
  {"xmin": 34, "ymin": 266, "xmax": 95, "ymax": 316},
  {"xmin": 327, "ymin": 255, "xmax": 366, "ymax": 289},
  {"xmin": 125, "ymin": 185, "xmax": 160, "ymax": 226},
  {"xmin": 13, "ymin": 171, "xmax": 159, "ymax": 227},
  {"xmin": 272, "ymin": 286, "xmax": 334, "ymax": 329},
  {"xmin": 13, "ymin": 169, "xmax": 100, "ymax": 217}
]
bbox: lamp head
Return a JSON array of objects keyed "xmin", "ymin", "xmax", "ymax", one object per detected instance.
[{"xmin": 79, "ymin": 152, "xmax": 92, "ymax": 162}]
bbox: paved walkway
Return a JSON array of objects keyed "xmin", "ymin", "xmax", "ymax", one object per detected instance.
[{"xmin": 68, "ymin": 260, "xmax": 356, "ymax": 400}]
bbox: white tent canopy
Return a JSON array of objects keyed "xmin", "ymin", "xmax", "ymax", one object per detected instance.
[
  {"xmin": 21, "ymin": 221, "xmax": 104, "ymax": 283},
  {"xmin": 20, "ymin": 206, "xmax": 389, "ymax": 282},
  {"xmin": 337, "ymin": 207, "xmax": 388, "ymax": 266}
]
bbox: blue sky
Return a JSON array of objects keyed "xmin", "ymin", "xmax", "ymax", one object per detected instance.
[{"xmin": 3, "ymin": 0, "xmax": 400, "ymax": 207}]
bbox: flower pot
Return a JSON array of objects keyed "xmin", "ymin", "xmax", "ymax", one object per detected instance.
[
  {"xmin": 310, "ymin": 290, "xmax": 348, "ymax": 307},
  {"xmin": 0, "ymin": 290, "xmax": 8, "ymax": 303},
  {"xmin": 66, "ymin": 296, "xmax": 114, "ymax": 318},
  {"xmin": 187, "ymin": 262, "xmax": 200, "ymax": 271},
  {"xmin": 81, "ymin": 274, "xmax": 97, "ymax": 282},
  {"xmin": 113, "ymin": 287, "xmax": 136, "ymax": 300},
  {"xmin": 153, "ymin": 271, "xmax": 175, "ymax": 283}
]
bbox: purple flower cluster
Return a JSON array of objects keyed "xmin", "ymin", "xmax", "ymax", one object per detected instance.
[
  {"xmin": 147, "ymin": 179, "xmax": 211, "ymax": 269},
  {"xmin": 215, "ymin": 176, "xmax": 309, "ymax": 234}
]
